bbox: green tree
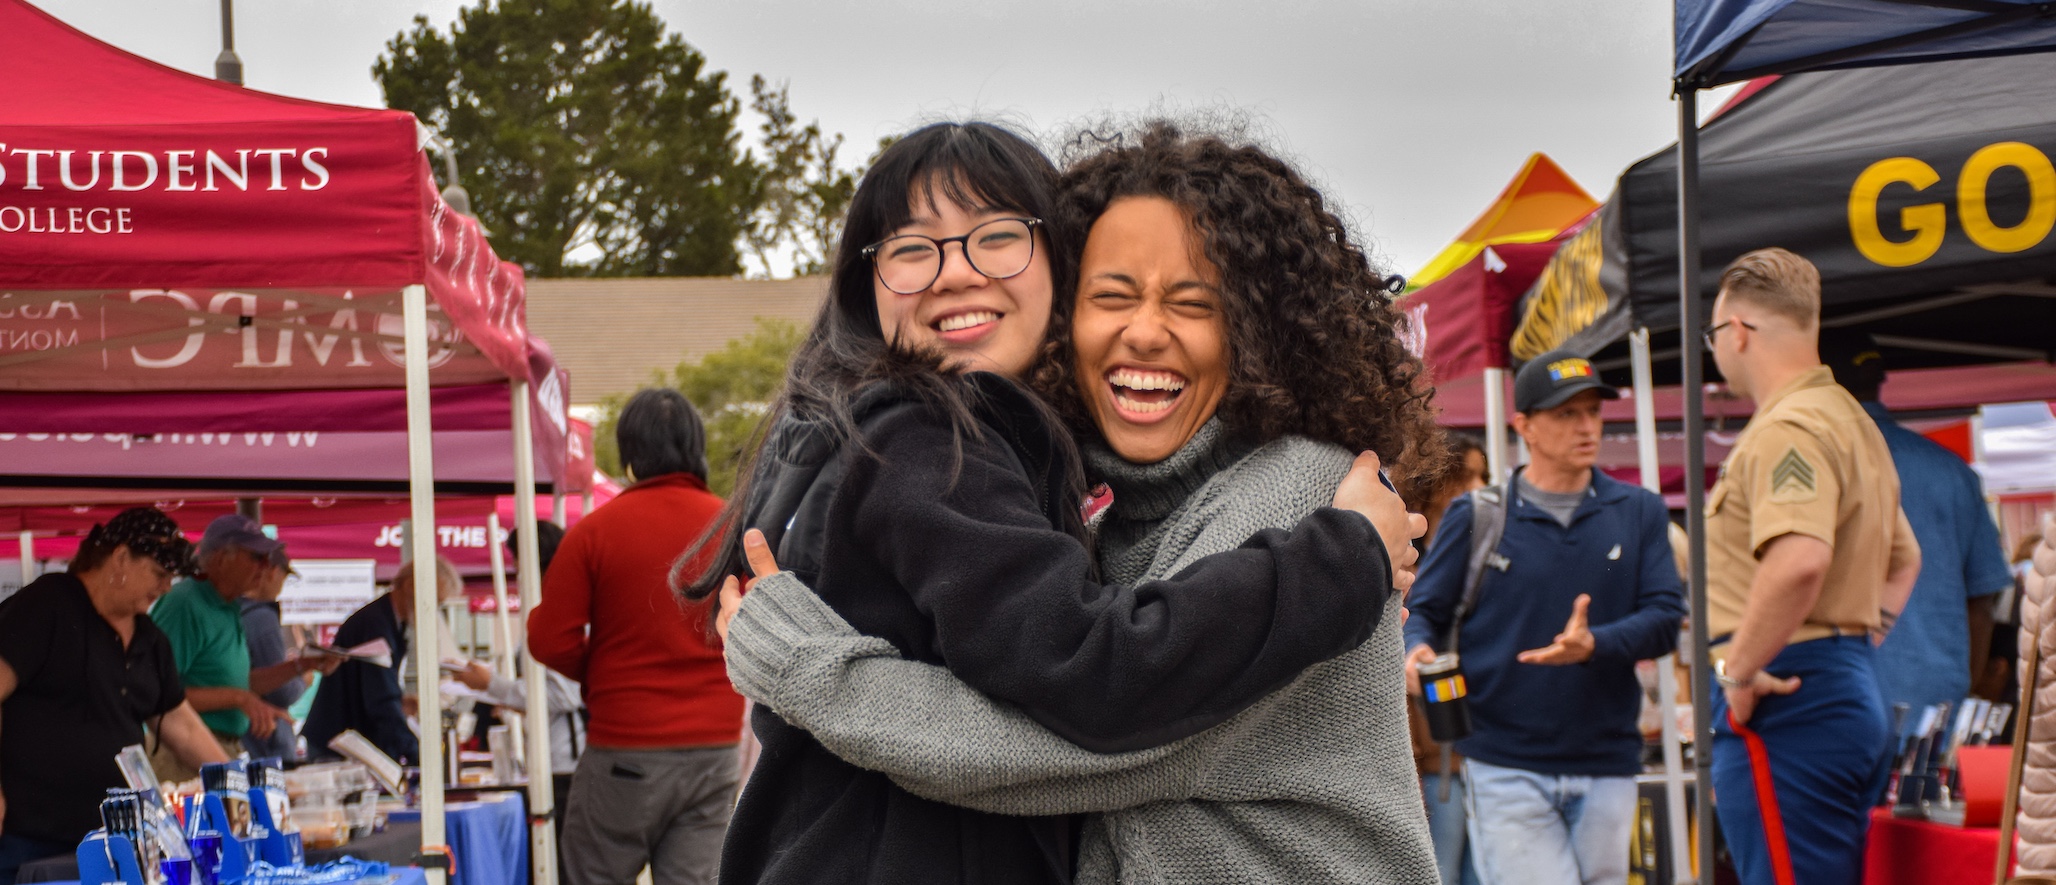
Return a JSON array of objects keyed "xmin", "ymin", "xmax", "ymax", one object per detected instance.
[
  {"xmin": 741, "ymin": 77, "xmax": 864, "ymax": 278},
  {"xmin": 375, "ymin": 0, "xmax": 757, "ymax": 277},
  {"xmin": 593, "ymin": 318, "xmax": 804, "ymax": 496}
]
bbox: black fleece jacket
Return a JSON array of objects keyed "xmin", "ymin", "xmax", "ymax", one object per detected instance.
[{"xmin": 718, "ymin": 372, "xmax": 1393, "ymax": 885}]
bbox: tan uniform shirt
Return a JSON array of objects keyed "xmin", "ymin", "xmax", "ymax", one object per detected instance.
[{"xmin": 1705, "ymin": 366, "xmax": 1919, "ymax": 643}]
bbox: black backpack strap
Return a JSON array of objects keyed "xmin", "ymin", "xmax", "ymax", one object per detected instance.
[{"xmin": 1445, "ymin": 479, "xmax": 1512, "ymax": 654}]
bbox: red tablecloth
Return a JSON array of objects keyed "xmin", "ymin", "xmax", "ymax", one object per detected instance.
[{"xmin": 1864, "ymin": 808, "xmax": 2011, "ymax": 885}]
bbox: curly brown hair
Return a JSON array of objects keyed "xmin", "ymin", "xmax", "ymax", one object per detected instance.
[{"xmin": 1031, "ymin": 121, "xmax": 1445, "ymax": 481}]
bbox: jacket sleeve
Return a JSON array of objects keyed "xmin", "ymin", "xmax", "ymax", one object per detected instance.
[
  {"xmin": 846, "ymin": 408, "xmax": 1390, "ymax": 753},
  {"xmin": 481, "ymin": 668, "xmax": 581, "ymax": 717},
  {"xmin": 527, "ymin": 525, "xmax": 593, "ymax": 681},
  {"xmin": 1403, "ymin": 494, "xmax": 1475, "ymax": 654},
  {"xmin": 727, "ymin": 572, "xmax": 1238, "ymax": 814},
  {"xmin": 1587, "ymin": 495, "xmax": 1688, "ymax": 665},
  {"xmin": 351, "ymin": 658, "xmax": 417, "ymax": 763}
]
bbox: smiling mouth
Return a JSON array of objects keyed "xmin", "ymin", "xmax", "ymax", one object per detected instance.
[
  {"xmin": 932, "ymin": 310, "xmax": 1001, "ymax": 337},
  {"xmin": 1106, "ymin": 367, "xmax": 1187, "ymax": 415}
]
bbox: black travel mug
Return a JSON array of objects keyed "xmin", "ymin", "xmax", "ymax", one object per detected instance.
[{"xmin": 1419, "ymin": 653, "xmax": 1473, "ymax": 743}]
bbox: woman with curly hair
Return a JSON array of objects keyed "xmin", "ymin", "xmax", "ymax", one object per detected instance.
[
  {"xmin": 691, "ymin": 120, "xmax": 1424, "ymax": 885},
  {"xmin": 720, "ymin": 121, "xmax": 1443, "ymax": 883}
]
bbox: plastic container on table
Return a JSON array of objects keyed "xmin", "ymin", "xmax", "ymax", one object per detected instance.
[{"xmin": 292, "ymin": 801, "xmax": 351, "ymax": 851}]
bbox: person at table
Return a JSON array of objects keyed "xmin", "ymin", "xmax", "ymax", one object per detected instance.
[
  {"xmin": 1821, "ymin": 330, "xmax": 2012, "ymax": 733},
  {"xmin": 0, "ymin": 508, "xmax": 231, "ymax": 884},
  {"xmin": 1701, "ymin": 248, "xmax": 1920, "ymax": 885},
  {"xmin": 243, "ymin": 547, "xmax": 339, "ymax": 760},
  {"xmin": 303, "ymin": 555, "xmax": 464, "ymax": 764},
  {"xmin": 453, "ymin": 521, "xmax": 584, "ymax": 884},
  {"xmin": 151, "ymin": 515, "xmax": 333, "ymax": 780}
]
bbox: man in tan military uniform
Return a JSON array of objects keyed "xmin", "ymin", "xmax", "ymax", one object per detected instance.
[{"xmin": 1700, "ymin": 247, "xmax": 1921, "ymax": 885}]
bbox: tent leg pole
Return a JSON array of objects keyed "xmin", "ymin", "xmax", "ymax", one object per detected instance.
[
  {"xmin": 487, "ymin": 512, "xmax": 514, "ymax": 676},
  {"xmin": 18, "ymin": 531, "xmax": 33, "ymax": 588},
  {"xmin": 551, "ymin": 489, "xmax": 567, "ymax": 529},
  {"xmin": 401, "ymin": 283, "xmax": 448, "ymax": 885},
  {"xmin": 511, "ymin": 378, "xmax": 557, "ymax": 885},
  {"xmin": 1678, "ymin": 86, "xmax": 1716, "ymax": 885},
  {"xmin": 1483, "ymin": 366, "xmax": 1511, "ymax": 483},
  {"xmin": 1635, "ymin": 328, "xmax": 1693, "ymax": 883}
]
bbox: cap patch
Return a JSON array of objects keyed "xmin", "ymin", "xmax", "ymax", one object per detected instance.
[{"xmin": 1547, "ymin": 358, "xmax": 1593, "ymax": 383}]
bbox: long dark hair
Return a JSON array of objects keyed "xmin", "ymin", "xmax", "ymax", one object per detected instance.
[
  {"xmin": 677, "ymin": 121, "xmax": 1082, "ymax": 602},
  {"xmin": 1031, "ymin": 121, "xmax": 1445, "ymax": 482}
]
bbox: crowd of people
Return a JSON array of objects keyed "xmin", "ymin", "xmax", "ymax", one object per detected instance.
[{"xmin": 0, "ymin": 115, "xmax": 2037, "ymax": 885}]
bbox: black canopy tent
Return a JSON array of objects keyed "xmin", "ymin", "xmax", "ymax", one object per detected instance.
[
  {"xmin": 1665, "ymin": 6, "xmax": 2056, "ymax": 882},
  {"xmin": 1513, "ymin": 50, "xmax": 2056, "ymax": 385}
]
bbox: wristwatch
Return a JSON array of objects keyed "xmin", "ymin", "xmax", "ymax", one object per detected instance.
[{"xmin": 1714, "ymin": 659, "xmax": 1751, "ymax": 690}]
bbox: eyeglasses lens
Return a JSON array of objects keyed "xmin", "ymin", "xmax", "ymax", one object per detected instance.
[{"xmin": 875, "ymin": 219, "xmax": 1035, "ymax": 295}]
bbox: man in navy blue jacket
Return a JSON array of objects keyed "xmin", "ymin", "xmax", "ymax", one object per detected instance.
[{"xmin": 1405, "ymin": 350, "xmax": 1685, "ymax": 885}]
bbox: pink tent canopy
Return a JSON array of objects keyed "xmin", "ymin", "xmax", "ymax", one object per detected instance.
[
  {"xmin": 0, "ymin": 343, "xmax": 575, "ymax": 494},
  {"xmin": 0, "ymin": 0, "xmax": 526, "ymax": 390},
  {"xmin": 1405, "ymin": 220, "xmax": 1580, "ymax": 439},
  {"xmin": 9, "ymin": 472, "xmax": 621, "ymax": 583}
]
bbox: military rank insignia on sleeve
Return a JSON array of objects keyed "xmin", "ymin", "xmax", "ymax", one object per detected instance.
[{"xmin": 1770, "ymin": 447, "xmax": 1817, "ymax": 503}]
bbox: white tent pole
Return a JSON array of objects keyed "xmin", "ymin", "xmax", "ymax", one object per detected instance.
[
  {"xmin": 551, "ymin": 489, "xmax": 568, "ymax": 529},
  {"xmin": 1634, "ymin": 327, "xmax": 1693, "ymax": 884},
  {"xmin": 486, "ymin": 512, "xmax": 515, "ymax": 677},
  {"xmin": 1483, "ymin": 366, "xmax": 1511, "ymax": 482},
  {"xmin": 511, "ymin": 378, "xmax": 557, "ymax": 885},
  {"xmin": 1631, "ymin": 329, "xmax": 1662, "ymax": 495},
  {"xmin": 17, "ymin": 532, "xmax": 32, "ymax": 586},
  {"xmin": 401, "ymin": 283, "xmax": 448, "ymax": 885}
]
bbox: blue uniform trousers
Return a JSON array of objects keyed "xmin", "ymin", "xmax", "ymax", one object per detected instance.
[{"xmin": 1709, "ymin": 636, "xmax": 1891, "ymax": 885}]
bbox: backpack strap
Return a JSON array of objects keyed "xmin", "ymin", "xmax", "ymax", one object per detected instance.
[{"xmin": 1445, "ymin": 477, "xmax": 1513, "ymax": 654}]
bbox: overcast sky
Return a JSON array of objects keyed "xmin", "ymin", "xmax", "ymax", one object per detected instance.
[{"xmin": 35, "ymin": 0, "xmax": 1730, "ymax": 278}]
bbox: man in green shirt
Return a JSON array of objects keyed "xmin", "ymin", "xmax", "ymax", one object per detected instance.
[{"xmin": 149, "ymin": 515, "xmax": 327, "ymax": 781}]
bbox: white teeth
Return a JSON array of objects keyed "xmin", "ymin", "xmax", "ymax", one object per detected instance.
[
  {"xmin": 1113, "ymin": 391, "xmax": 1176, "ymax": 413},
  {"xmin": 1107, "ymin": 368, "xmax": 1186, "ymax": 391},
  {"xmin": 937, "ymin": 311, "xmax": 999, "ymax": 333}
]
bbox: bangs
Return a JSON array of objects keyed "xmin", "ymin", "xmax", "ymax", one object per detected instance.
[{"xmin": 857, "ymin": 123, "xmax": 1056, "ymax": 244}]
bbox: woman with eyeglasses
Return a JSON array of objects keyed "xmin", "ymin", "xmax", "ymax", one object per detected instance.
[
  {"xmin": 680, "ymin": 121, "xmax": 1422, "ymax": 885},
  {"xmin": 711, "ymin": 122, "xmax": 1445, "ymax": 884}
]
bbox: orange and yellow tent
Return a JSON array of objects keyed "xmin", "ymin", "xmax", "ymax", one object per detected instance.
[{"xmin": 1408, "ymin": 153, "xmax": 1597, "ymax": 290}]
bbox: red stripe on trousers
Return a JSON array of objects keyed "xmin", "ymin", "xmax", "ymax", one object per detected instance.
[{"xmin": 1729, "ymin": 710, "xmax": 1798, "ymax": 885}]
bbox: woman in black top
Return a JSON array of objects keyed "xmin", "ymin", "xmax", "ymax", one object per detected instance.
[{"xmin": 682, "ymin": 121, "xmax": 1419, "ymax": 885}]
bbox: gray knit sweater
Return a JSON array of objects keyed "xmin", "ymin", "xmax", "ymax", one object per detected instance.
[{"xmin": 726, "ymin": 422, "xmax": 1437, "ymax": 884}]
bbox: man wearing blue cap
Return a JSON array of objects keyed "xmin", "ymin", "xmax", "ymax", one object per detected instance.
[
  {"xmin": 1404, "ymin": 349, "xmax": 1685, "ymax": 885},
  {"xmin": 149, "ymin": 514, "xmax": 332, "ymax": 780}
]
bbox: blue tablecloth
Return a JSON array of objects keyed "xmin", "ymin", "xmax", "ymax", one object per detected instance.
[
  {"xmin": 386, "ymin": 794, "xmax": 527, "ymax": 885},
  {"xmin": 45, "ymin": 872, "xmax": 425, "ymax": 885}
]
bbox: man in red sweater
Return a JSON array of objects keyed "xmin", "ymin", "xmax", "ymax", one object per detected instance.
[{"xmin": 529, "ymin": 388, "xmax": 742, "ymax": 885}]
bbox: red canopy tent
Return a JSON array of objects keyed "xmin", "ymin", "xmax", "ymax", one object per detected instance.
[{"xmin": 0, "ymin": 1, "xmax": 559, "ymax": 873}]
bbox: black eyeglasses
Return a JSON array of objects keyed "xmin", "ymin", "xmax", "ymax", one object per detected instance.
[
  {"xmin": 1702, "ymin": 318, "xmax": 1757, "ymax": 352},
  {"xmin": 862, "ymin": 217, "xmax": 1042, "ymax": 295}
]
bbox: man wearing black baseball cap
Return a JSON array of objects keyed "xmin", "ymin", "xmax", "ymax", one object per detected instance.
[
  {"xmin": 0, "ymin": 508, "xmax": 229, "ymax": 882},
  {"xmin": 149, "ymin": 515, "xmax": 330, "ymax": 779},
  {"xmin": 1404, "ymin": 349, "xmax": 1684, "ymax": 885}
]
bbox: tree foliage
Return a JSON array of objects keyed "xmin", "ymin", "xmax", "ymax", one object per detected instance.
[
  {"xmin": 375, "ymin": 0, "xmax": 756, "ymax": 277},
  {"xmin": 740, "ymin": 77, "xmax": 860, "ymax": 278},
  {"xmin": 593, "ymin": 318, "xmax": 804, "ymax": 496}
]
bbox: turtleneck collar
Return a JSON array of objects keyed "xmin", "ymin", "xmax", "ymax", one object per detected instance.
[{"xmin": 1084, "ymin": 418, "xmax": 1254, "ymax": 522}]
